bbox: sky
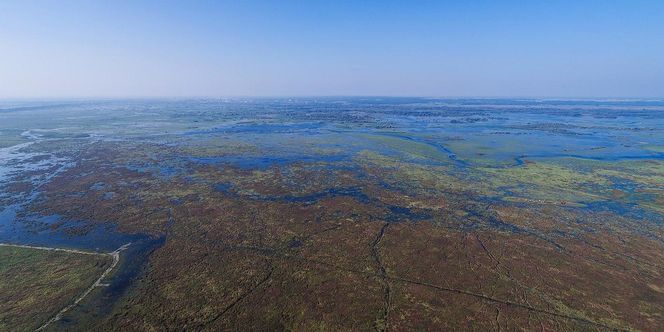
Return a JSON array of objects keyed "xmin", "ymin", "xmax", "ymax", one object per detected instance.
[{"xmin": 0, "ymin": 0, "xmax": 663, "ymax": 98}]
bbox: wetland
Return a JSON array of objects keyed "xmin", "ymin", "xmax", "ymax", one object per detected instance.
[{"xmin": 0, "ymin": 98, "xmax": 663, "ymax": 330}]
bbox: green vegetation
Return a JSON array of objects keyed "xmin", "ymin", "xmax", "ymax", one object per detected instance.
[
  {"xmin": 644, "ymin": 145, "xmax": 664, "ymax": 153},
  {"xmin": 0, "ymin": 246, "xmax": 111, "ymax": 331},
  {"xmin": 480, "ymin": 160, "xmax": 609, "ymax": 203},
  {"xmin": 358, "ymin": 133, "xmax": 456, "ymax": 165}
]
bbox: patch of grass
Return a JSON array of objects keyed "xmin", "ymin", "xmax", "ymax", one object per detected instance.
[
  {"xmin": 357, "ymin": 133, "xmax": 455, "ymax": 164},
  {"xmin": 643, "ymin": 145, "xmax": 664, "ymax": 153},
  {"xmin": 0, "ymin": 246, "xmax": 111, "ymax": 331},
  {"xmin": 480, "ymin": 161, "xmax": 610, "ymax": 203}
]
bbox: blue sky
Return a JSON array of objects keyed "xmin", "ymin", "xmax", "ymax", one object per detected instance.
[{"xmin": 1, "ymin": 0, "xmax": 663, "ymax": 98}]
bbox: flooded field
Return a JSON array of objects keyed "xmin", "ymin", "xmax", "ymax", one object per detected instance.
[{"xmin": 1, "ymin": 98, "xmax": 663, "ymax": 330}]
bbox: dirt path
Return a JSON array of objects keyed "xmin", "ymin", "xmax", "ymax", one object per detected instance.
[
  {"xmin": 0, "ymin": 242, "xmax": 131, "ymax": 331},
  {"xmin": 0, "ymin": 243, "xmax": 110, "ymax": 257}
]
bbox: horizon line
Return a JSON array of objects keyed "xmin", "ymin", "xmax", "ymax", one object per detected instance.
[{"xmin": 1, "ymin": 95, "xmax": 663, "ymax": 101}]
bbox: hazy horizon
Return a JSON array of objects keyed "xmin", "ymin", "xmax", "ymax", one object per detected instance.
[
  {"xmin": 2, "ymin": 96, "xmax": 664, "ymax": 101},
  {"xmin": 1, "ymin": 1, "xmax": 663, "ymax": 98}
]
